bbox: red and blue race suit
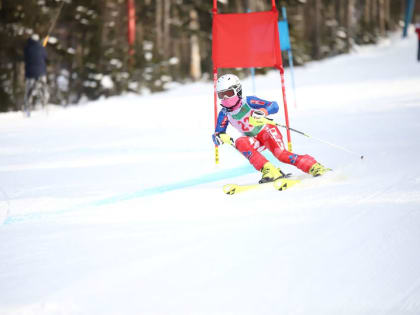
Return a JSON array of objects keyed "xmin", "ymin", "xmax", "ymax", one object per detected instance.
[{"xmin": 214, "ymin": 96, "xmax": 317, "ymax": 173}]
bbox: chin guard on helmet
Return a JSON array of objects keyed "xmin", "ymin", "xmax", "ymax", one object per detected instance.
[{"xmin": 221, "ymin": 95, "xmax": 241, "ymax": 111}]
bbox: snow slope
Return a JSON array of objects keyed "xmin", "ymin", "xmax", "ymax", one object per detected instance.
[{"xmin": 1, "ymin": 31, "xmax": 420, "ymax": 315}]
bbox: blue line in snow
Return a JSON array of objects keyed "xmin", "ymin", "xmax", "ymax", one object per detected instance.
[{"xmin": 3, "ymin": 165, "xmax": 254, "ymax": 225}]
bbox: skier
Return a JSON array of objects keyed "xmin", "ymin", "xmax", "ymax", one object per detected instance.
[
  {"xmin": 212, "ymin": 74, "xmax": 330, "ymax": 183},
  {"xmin": 23, "ymin": 34, "xmax": 49, "ymax": 116}
]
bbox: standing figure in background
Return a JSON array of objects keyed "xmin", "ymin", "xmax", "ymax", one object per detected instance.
[
  {"xmin": 23, "ymin": 34, "xmax": 49, "ymax": 116},
  {"xmin": 416, "ymin": 24, "xmax": 420, "ymax": 62}
]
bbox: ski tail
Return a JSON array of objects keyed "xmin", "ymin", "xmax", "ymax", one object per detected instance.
[{"xmin": 273, "ymin": 178, "xmax": 301, "ymax": 191}]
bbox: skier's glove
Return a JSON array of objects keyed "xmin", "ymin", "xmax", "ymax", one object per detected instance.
[
  {"xmin": 212, "ymin": 132, "xmax": 234, "ymax": 146},
  {"xmin": 250, "ymin": 109, "xmax": 269, "ymax": 126}
]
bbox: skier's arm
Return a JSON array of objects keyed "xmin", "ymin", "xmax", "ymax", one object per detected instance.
[
  {"xmin": 247, "ymin": 96, "xmax": 279, "ymax": 115},
  {"xmin": 212, "ymin": 110, "xmax": 232, "ymax": 146},
  {"xmin": 214, "ymin": 109, "xmax": 229, "ymax": 133}
]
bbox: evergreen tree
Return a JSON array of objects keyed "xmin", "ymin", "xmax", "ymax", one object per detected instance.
[{"xmin": 0, "ymin": 0, "xmax": 409, "ymax": 113}]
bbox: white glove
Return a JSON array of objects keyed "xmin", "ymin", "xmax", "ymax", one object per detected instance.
[
  {"xmin": 250, "ymin": 109, "xmax": 269, "ymax": 126},
  {"xmin": 251, "ymin": 109, "xmax": 267, "ymax": 119}
]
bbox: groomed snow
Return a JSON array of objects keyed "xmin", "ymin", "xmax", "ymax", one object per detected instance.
[{"xmin": 1, "ymin": 30, "xmax": 420, "ymax": 315}]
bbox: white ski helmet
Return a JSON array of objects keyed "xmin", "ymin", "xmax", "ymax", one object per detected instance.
[{"xmin": 216, "ymin": 74, "xmax": 242, "ymax": 100}]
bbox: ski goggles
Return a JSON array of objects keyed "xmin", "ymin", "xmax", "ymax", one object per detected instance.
[{"xmin": 217, "ymin": 88, "xmax": 236, "ymax": 99}]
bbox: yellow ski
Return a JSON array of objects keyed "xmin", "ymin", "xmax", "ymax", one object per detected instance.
[
  {"xmin": 272, "ymin": 178, "xmax": 301, "ymax": 191},
  {"xmin": 223, "ymin": 178, "xmax": 301, "ymax": 195}
]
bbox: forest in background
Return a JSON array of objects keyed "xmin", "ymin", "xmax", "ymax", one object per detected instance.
[{"xmin": 0, "ymin": 0, "xmax": 418, "ymax": 112}]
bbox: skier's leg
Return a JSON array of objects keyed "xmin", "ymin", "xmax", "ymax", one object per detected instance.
[
  {"xmin": 23, "ymin": 78, "xmax": 35, "ymax": 117},
  {"xmin": 235, "ymin": 136, "xmax": 282, "ymax": 183},
  {"xmin": 33, "ymin": 79, "xmax": 43, "ymax": 108},
  {"xmin": 235, "ymin": 136, "xmax": 268, "ymax": 171},
  {"xmin": 257, "ymin": 125, "xmax": 317, "ymax": 173},
  {"xmin": 40, "ymin": 76, "xmax": 49, "ymax": 108}
]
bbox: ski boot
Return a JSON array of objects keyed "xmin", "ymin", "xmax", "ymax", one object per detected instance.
[
  {"xmin": 259, "ymin": 162, "xmax": 285, "ymax": 184},
  {"xmin": 309, "ymin": 162, "xmax": 331, "ymax": 177}
]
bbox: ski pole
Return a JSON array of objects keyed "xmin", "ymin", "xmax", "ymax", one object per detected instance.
[
  {"xmin": 250, "ymin": 116, "xmax": 364, "ymax": 159},
  {"xmin": 43, "ymin": 1, "xmax": 65, "ymax": 47}
]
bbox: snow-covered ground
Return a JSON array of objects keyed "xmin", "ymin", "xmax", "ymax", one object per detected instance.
[{"xmin": 1, "ymin": 30, "xmax": 420, "ymax": 315}]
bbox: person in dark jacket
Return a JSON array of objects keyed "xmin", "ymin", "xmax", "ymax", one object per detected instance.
[{"xmin": 23, "ymin": 34, "xmax": 49, "ymax": 116}]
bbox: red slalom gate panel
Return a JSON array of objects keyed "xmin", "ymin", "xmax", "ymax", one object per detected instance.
[{"xmin": 212, "ymin": 10, "xmax": 282, "ymax": 69}]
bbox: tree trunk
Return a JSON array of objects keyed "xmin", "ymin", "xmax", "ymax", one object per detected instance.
[
  {"xmin": 235, "ymin": 0, "xmax": 244, "ymax": 13},
  {"xmin": 163, "ymin": 0, "xmax": 171, "ymax": 59},
  {"xmin": 335, "ymin": 0, "xmax": 344, "ymax": 27},
  {"xmin": 372, "ymin": 0, "xmax": 378, "ymax": 35},
  {"xmin": 384, "ymin": 0, "xmax": 391, "ymax": 30},
  {"xmin": 189, "ymin": 9, "xmax": 201, "ymax": 81},
  {"xmin": 12, "ymin": 59, "xmax": 19, "ymax": 110},
  {"xmin": 312, "ymin": 0, "xmax": 322, "ymax": 59},
  {"xmin": 378, "ymin": 0, "xmax": 385, "ymax": 35},
  {"xmin": 155, "ymin": 0, "xmax": 163, "ymax": 56},
  {"xmin": 364, "ymin": 0, "xmax": 371, "ymax": 29},
  {"xmin": 345, "ymin": 0, "xmax": 355, "ymax": 52}
]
